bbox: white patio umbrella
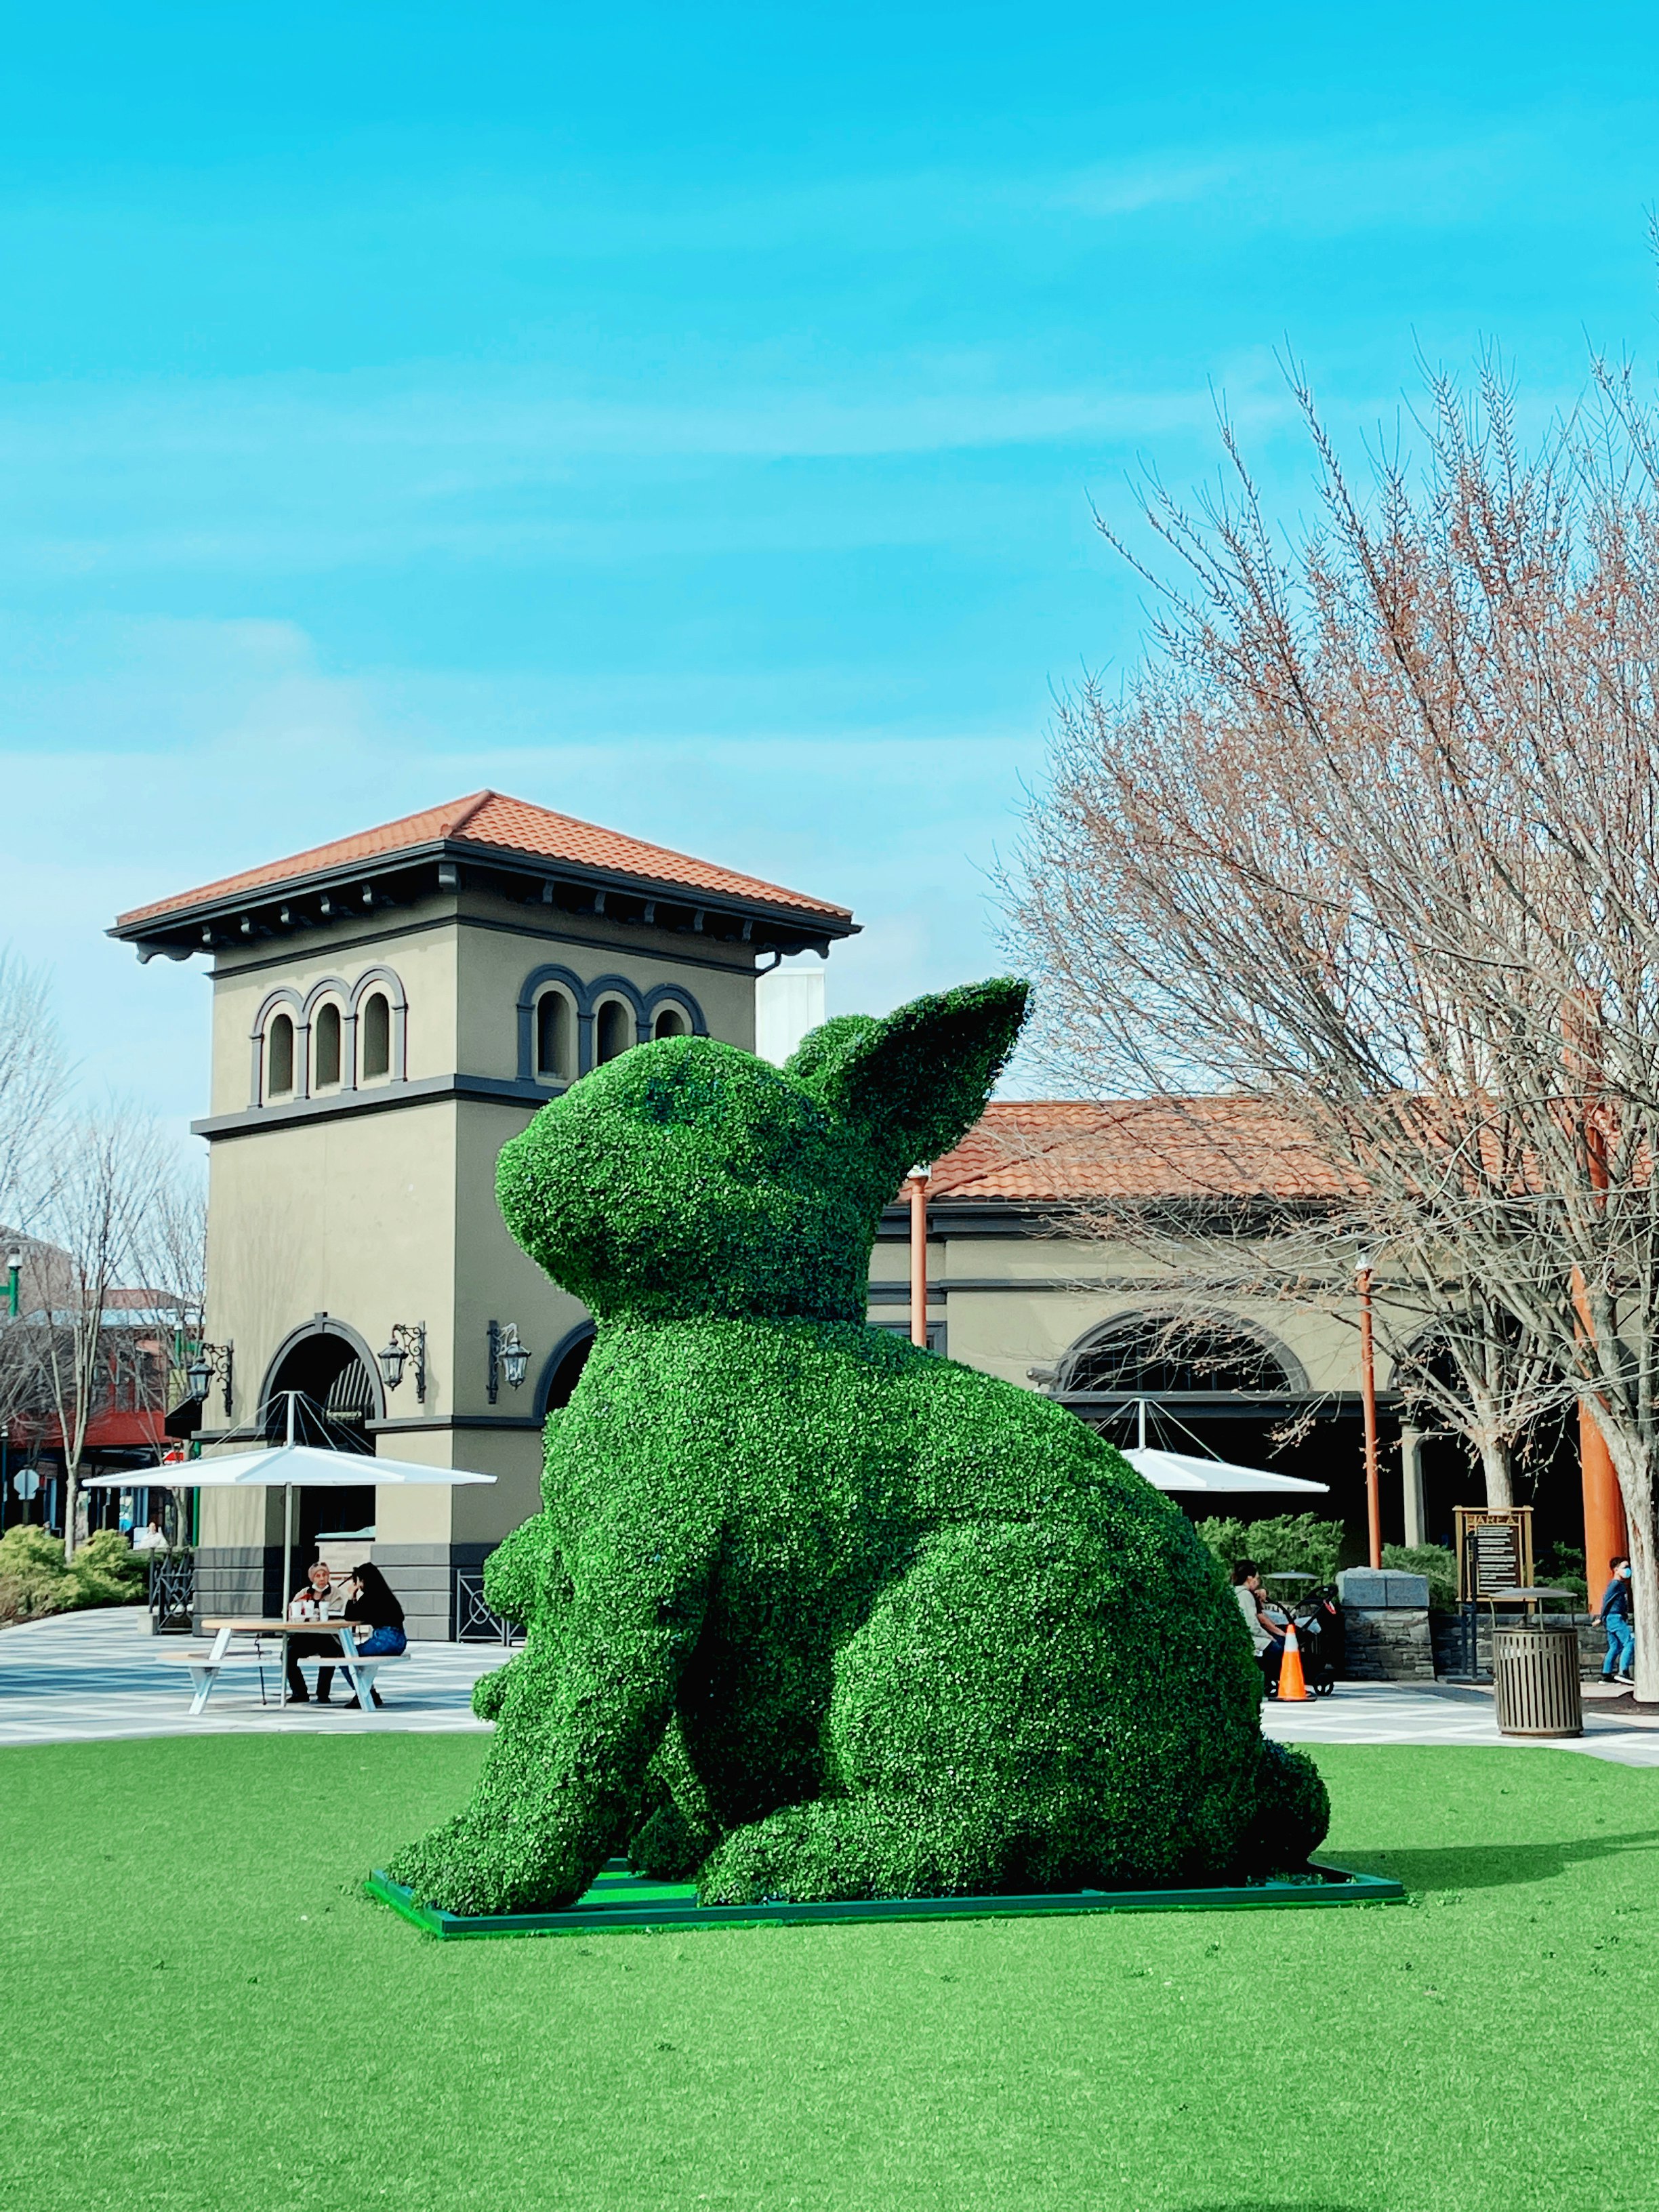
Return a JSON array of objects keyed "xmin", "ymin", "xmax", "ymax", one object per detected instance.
[
  {"xmin": 1122, "ymin": 1446, "xmax": 1328, "ymax": 1497},
  {"xmin": 89, "ymin": 1392, "xmax": 495, "ymax": 1610}
]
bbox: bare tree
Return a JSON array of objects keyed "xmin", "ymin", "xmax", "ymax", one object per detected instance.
[
  {"xmin": 140, "ymin": 1162, "xmax": 207, "ymax": 1542},
  {"xmin": 1030, "ymin": 1157, "xmax": 1572, "ymax": 1507},
  {"xmin": 0, "ymin": 948, "xmax": 68, "ymax": 1235},
  {"xmin": 30, "ymin": 1106, "xmax": 167, "ymax": 1559},
  {"xmin": 1004, "ymin": 354, "xmax": 1659, "ymax": 1694}
]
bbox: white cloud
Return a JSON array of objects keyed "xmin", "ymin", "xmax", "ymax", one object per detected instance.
[{"xmin": 0, "ymin": 611, "xmax": 1045, "ymax": 1130}]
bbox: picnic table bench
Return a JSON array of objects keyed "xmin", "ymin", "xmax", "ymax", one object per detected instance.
[{"xmin": 160, "ymin": 1618, "xmax": 408, "ymax": 1715}]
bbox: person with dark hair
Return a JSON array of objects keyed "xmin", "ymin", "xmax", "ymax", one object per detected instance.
[
  {"xmin": 321, "ymin": 1561, "xmax": 407, "ymax": 1710},
  {"xmin": 1231, "ymin": 1559, "xmax": 1287, "ymax": 1696},
  {"xmin": 1595, "ymin": 1555, "xmax": 1635, "ymax": 1687}
]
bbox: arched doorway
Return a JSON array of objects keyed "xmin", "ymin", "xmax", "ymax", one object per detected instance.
[
  {"xmin": 260, "ymin": 1321, "xmax": 382, "ymax": 1569},
  {"xmin": 538, "ymin": 1325, "xmax": 595, "ymax": 1419}
]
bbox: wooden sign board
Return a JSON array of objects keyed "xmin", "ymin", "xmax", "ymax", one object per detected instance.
[{"xmin": 1454, "ymin": 1505, "xmax": 1534, "ymax": 1603}]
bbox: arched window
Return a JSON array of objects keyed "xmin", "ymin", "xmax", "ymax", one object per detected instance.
[
  {"xmin": 653, "ymin": 1004, "xmax": 690, "ymax": 1041},
  {"xmin": 1061, "ymin": 1314, "xmax": 1296, "ymax": 1396},
  {"xmin": 267, "ymin": 1013, "xmax": 295, "ymax": 1099},
  {"xmin": 535, "ymin": 990, "xmax": 575, "ymax": 1082},
  {"xmin": 313, "ymin": 1002, "xmax": 343, "ymax": 1089},
  {"xmin": 594, "ymin": 999, "xmax": 632, "ymax": 1065},
  {"xmin": 361, "ymin": 992, "xmax": 391, "ymax": 1081}
]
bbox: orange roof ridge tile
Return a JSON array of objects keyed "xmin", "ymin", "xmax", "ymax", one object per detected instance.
[
  {"xmin": 924, "ymin": 1096, "xmax": 1350, "ymax": 1204},
  {"xmin": 116, "ymin": 790, "xmax": 851, "ymax": 930}
]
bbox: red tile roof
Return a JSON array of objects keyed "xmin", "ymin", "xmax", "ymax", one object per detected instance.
[
  {"xmin": 117, "ymin": 790, "xmax": 852, "ymax": 928},
  {"xmin": 927, "ymin": 1099, "xmax": 1355, "ymax": 1204}
]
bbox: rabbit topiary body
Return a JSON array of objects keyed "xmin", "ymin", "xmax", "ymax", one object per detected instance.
[{"xmin": 388, "ymin": 980, "xmax": 1328, "ymax": 1916}]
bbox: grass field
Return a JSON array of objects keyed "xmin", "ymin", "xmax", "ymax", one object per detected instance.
[{"xmin": 1, "ymin": 1734, "xmax": 1653, "ymax": 2212}]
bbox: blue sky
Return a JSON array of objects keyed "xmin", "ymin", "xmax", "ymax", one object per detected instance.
[{"xmin": 6, "ymin": 1, "xmax": 1659, "ymax": 1123}]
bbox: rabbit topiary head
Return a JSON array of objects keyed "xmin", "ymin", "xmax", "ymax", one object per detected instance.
[{"xmin": 496, "ymin": 977, "xmax": 1028, "ymax": 1323}]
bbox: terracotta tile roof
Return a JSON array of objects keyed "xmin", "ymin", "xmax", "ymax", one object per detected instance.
[
  {"xmin": 926, "ymin": 1098, "xmax": 1355, "ymax": 1204},
  {"xmin": 116, "ymin": 790, "xmax": 852, "ymax": 929}
]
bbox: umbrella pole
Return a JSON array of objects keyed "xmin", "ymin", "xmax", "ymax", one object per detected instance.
[
  {"xmin": 279, "ymin": 1394, "xmax": 297, "ymax": 1706},
  {"xmin": 280, "ymin": 1484, "xmax": 293, "ymax": 1704}
]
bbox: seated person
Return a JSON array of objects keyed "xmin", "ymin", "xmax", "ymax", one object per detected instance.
[
  {"xmin": 319, "ymin": 1561, "xmax": 408, "ymax": 1710},
  {"xmin": 1231, "ymin": 1559, "xmax": 1288, "ymax": 1695},
  {"xmin": 284, "ymin": 1559, "xmax": 349, "ymax": 1704}
]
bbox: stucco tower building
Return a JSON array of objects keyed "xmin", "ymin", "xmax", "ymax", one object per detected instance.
[{"xmin": 114, "ymin": 791, "xmax": 855, "ymax": 1635}]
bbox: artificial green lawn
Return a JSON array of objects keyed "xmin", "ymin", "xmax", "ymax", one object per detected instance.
[{"xmin": 1, "ymin": 1737, "xmax": 1654, "ymax": 2212}]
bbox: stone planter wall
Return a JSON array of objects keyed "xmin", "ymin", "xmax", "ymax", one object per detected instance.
[{"xmin": 1338, "ymin": 1605, "xmax": 1436, "ymax": 1682}]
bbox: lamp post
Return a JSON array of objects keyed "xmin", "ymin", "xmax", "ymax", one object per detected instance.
[
  {"xmin": 906, "ymin": 1166, "xmax": 931, "ymax": 1350},
  {"xmin": 5, "ymin": 1249, "xmax": 20, "ymax": 1319},
  {"xmin": 1356, "ymin": 1255, "xmax": 1382, "ymax": 1570},
  {"xmin": 376, "ymin": 1322, "xmax": 427, "ymax": 1404}
]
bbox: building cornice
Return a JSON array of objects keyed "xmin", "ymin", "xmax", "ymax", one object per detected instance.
[
  {"xmin": 112, "ymin": 839, "xmax": 857, "ymax": 964},
  {"xmin": 191, "ymin": 1071, "xmax": 556, "ymax": 1141},
  {"xmin": 202, "ymin": 904, "xmax": 764, "ymax": 983}
]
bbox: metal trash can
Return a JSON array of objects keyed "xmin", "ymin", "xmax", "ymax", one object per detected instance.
[{"xmin": 1494, "ymin": 1624, "xmax": 1583, "ymax": 1738}]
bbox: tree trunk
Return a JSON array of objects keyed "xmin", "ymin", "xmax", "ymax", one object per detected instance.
[
  {"xmin": 62, "ymin": 1461, "xmax": 79, "ymax": 1561},
  {"xmin": 1477, "ymin": 1435, "xmax": 1515, "ymax": 1510},
  {"xmin": 1606, "ymin": 1443, "xmax": 1658, "ymax": 1704}
]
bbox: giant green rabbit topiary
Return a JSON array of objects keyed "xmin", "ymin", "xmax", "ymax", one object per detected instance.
[{"xmin": 388, "ymin": 979, "xmax": 1328, "ymax": 1914}]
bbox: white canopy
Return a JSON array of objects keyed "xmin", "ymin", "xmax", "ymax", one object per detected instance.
[
  {"xmin": 1123, "ymin": 1446, "xmax": 1328, "ymax": 1497},
  {"xmin": 85, "ymin": 1444, "xmax": 494, "ymax": 1490},
  {"xmin": 92, "ymin": 1423, "xmax": 495, "ymax": 1610}
]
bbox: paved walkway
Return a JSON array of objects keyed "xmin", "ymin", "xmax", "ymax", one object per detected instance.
[
  {"xmin": 0, "ymin": 1605, "xmax": 500, "ymax": 1746},
  {"xmin": 7, "ymin": 1607, "xmax": 1659, "ymax": 1765},
  {"xmin": 1263, "ymin": 1679, "xmax": 1659, "ymax": 1767}
]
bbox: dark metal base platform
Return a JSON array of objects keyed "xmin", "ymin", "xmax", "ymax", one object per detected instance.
[{"xmin": 364, "ymin": 1856, "xmax": 1404, "ymax": 1940}]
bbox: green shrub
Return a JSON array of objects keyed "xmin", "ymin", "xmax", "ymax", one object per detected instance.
[
  {"xmin": 0, "ymin": 1524, "xmax": 150, "ymax": 1625},
  {"xmin": 66, "ymin": 1530, "xmax": 149, "ymax": 1608},
  {"xmin": 1381, "ymin": 1542, "xmax": 1459, "ymax": 1611},
  {"xmin": 390, "ymin": 980, "xmax": 1329, "ymax": 1917},
  {"xmin": 1538, "ymin": 1544, "xmax": 1590, "ymax": 1603},
  {"xmin": 1193, "ymin": 1513, "xmax": 1347, "ymax": 1591},
  {"xmin": 0, "ymin": 1525, "xmax": 73, "ymax": 1622}
]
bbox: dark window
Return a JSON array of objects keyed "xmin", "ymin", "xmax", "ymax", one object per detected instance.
[
  {"xmin": 361, "ymin": 992, "xmax": 391, "ymax": 1080},
  {"xmin": 536, "ymin": 991, "xmax": 573, "ymax": 1081},
  {"xmin": 653, "ymin": 1004, "xmax": 689, "ymax": 1041},
  {"xmin": 595, "ymin": 1000, "xmax": 632, "ymax": 1064},
  {"xmin": 1064, "ymin": 1319, "xmax": 1289, "ymax": 1395},
  {"xmin": 872, "ymin": 1319, "xmax": 946, "ymax": 1355},
  {"xmin": 267, "ymin": 1013, "xmax": 295, "ymax": 1098},
  {"xmin": 314, "ymin": 1002, "xmax": 342, "ymax": 1087}
]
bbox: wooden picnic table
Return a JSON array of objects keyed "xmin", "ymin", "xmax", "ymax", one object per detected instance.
[{"xmin": 178, "ymin": 1617, "xmax": 387, "ymax": 1716}]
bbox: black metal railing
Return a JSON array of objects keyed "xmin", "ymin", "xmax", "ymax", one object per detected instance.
[
  {"xmin": 148, "ymin": 1551, "xmax": 195, "ymax": 1635},
  {"xmin": 453, "ymin": 1570, "xmax": 523, "ymax": 1646}
]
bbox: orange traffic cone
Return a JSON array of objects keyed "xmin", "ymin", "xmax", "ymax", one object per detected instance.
[{"xmin": 1276, "ymin": 1621, "xmax": 1308, "ymax": 1702}]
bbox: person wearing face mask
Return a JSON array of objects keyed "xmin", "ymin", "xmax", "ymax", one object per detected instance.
[{"xmin": 1595, "ymin": 1555, "xmax": 1635, "ymax": 1687}]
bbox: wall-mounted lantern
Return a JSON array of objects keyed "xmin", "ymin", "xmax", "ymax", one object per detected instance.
[
  {"xmin": 487, "ymin": 1320, "xmax": 531, "ymax": 1404},
  {"xmin": 377, "ymin": 1322, "xmax": 428, "ymax": 1404},
  {"xmin": 185, "ymin": 1340, "xmax": 234, "ymax": 1418}
]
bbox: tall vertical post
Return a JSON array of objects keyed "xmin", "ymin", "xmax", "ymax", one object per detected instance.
[
  {"xmin": 907, "ymin": 1168, "xmax": 930, "ymax": 1349},
  {"xmin": 1357, "ymin": 1257, "xmax": 1382, "ymax": 1570},
  {"xmin": 1565, "ymin": 1002, "xmax": 1629, "ymax": 1610},
  {"xmin": 1399, "ymin": 1424, "xmax": 1426, "ymax": 1549},
  {"xmin": 1572, "ymin": 1267, "xmax": 1628, "ymax": 1595},
  {"xmin": 5, "ymin": 1248, "xmax": 20, "ymax": 1317}
]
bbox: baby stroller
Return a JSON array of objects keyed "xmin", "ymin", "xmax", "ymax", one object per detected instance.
[{"xmin": 1260, "ymin": 1576, "xmax": 1340, "ymax": 1698}]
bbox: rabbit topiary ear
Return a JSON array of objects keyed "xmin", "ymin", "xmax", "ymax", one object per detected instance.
[{"xmin": 786, "ymin": 978, "xmax": 1029, "ymax": 1173}]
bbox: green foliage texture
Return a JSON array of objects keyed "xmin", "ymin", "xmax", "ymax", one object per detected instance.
[
  {"xmin": 1193, "ymin": 1511, "xmax": 1349, "ymax": 1589},
  {"xmin": 0, "ymin": 1525, "xmax": 148, "ymax": 1623},
  {"xmin": 389, "ymin": 978, "xmax": 1329, "ymax": 1914},
  {"xmin": 1382, "ymin": 1542, "xmax": 1460, "ymax": 1611}
]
